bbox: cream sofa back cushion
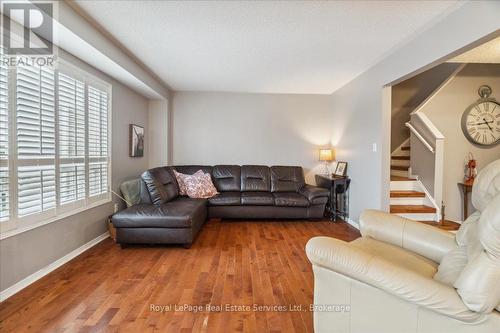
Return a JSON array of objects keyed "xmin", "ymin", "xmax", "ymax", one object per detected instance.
[
  {"xmin": 453, "ymin": 193, "xmax": 500, "ymax": 313},
  {"xmin": 435, "ymin": 159, "xmax": 500, "ymax": 312},
  {"xmin": 434, "ymin": 212, "xmax": 480, "ymax": 285}
]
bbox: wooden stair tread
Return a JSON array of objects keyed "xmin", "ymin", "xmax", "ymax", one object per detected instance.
[
  {"xmin": 390, "ymin": 176, "xmax": 415, "ymax": 181},
  {"xmin": 401, "ymin": 146, "xmax": 410, "ymax": 151},
  {"xmin": 419, "ymin": 220, "xmax": 460, "ymax": 231},
  {"xmin": 391, "ymin": 156, "xmax": 410, "ymax": 160},
  {"xmin": 391, "ymin": 165, "xmax": 409, "ymax": 171},
  {"xmin": 390, "ymin": 190, "xmax": 425, "ymax": 198},
  {"xmin": 390, "ymin": 205, "xmax": 436, "ymax": 213}
]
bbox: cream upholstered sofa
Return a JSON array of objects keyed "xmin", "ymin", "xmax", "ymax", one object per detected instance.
[{"xmin": 306, "ymin": 159, "xmax": 500, "ymax": 333}]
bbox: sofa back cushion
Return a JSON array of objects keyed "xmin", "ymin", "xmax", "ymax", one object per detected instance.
[
  {"xmin": 141, "ymin": 167, "xmax": 179, "ymax": 205},
  {"xmin": 270, "ymin": 166, "xmax": 305, "ymax": 193},
  {"xmin": 241, "ymin": 165, "xmax": 270, "ymax": 192},
  {"xmin": 212, "ymin": 165, "xmax": 241, "ymax": 192},
  {"xmin": 139, "ymin": 179, "xmax": 152, "ymax": 204},
  {"xmin": 173, "ymin": 165, "xmax": 213, "ymax": 176}
]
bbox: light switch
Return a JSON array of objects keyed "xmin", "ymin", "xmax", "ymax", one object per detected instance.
[{"xmin": 372, "ymin": 143, "xmax": 377, "ymax": 152}]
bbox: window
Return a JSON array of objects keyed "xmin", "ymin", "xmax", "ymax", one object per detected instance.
[
  {"xmin": 0, "ymin": 48, "xmax": 8, "ymax": 222},
  {"xmin": 0, "ymin": 57, "xmax": 111, "ymax": 235}
]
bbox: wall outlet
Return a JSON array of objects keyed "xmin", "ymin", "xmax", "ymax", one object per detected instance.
[{"xmin": 114, "ymin": 203, "xmax": 119, "ymax": 213}]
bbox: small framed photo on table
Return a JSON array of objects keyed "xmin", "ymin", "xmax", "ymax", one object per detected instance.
[{"xmin": 334, "ymin": 161, "xmax": 347, "ymax": 177}]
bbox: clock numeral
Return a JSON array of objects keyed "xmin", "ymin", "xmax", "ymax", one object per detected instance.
[{"xmin": 484, "ymin": 103, "xmax": 489, "ymax": 112}]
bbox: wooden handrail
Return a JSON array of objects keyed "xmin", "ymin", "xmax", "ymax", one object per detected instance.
[{"xmin": 405, "ymin": 122, "xmax": 434, "ymax": 153}]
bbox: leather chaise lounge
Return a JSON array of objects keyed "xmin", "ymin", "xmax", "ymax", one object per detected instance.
[{"xmin": 112, "ymin": 165, "xmax": 329, "ymax": 247}]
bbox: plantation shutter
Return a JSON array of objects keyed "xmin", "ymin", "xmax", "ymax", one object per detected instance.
[
  {"xmin": 57, "ymin": 73, "xmax": 86, "ymax": 206},
  {"xmin": 0, "ymin": 48, "xmax": 9, "ymax": 221},
  {"xmin": 87, "ymin": 85, "xmax": 109, "ymax": 199},
  {"xmin": 16, "ymin": 65, "xmax": 56, "ymax": 219},
  {"xmin": 1, "ymin": 57, "xmax": 111, "ymax": 233}
]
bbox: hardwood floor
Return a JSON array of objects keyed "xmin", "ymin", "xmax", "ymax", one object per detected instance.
[{"xmin": 0, "ymin": 220, "xmax": 360, "ymax": 333}]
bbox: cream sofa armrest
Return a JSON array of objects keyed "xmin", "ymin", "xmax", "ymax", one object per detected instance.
[
  {"xmin": 306, "ymin": 236, "xmax": 482, "ymax": 322},
  {"xmin": 359, "ymin": 209, "xmax": 456, "ymax": 263}
]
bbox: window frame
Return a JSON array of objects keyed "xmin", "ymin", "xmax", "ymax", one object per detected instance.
[{"xmin": 0, "ymin": 59, "xmax": 113, "ymax": 240}]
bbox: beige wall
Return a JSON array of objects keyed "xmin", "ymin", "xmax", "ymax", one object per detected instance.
[
  {"xmin": 172, "ymin": 92, "xmax": 333, "ymax": 184},
  {"xmin": 148, "ymin": 100, "xmax": 170, "ymax": 168},
  {"xmin": 421, "ymin": 63, "xmax": 500, "ymax": 221},
  {"xmin": 0, "ymin": 48, "xmax": 150, "ymax": 292}
]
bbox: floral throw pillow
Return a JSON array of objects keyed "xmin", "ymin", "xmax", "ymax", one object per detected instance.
[
  {"xmin": 184, "ymin": 172, "xmax": 218, "ymax": 198},
  {"xmin": 173, "ymin": 169, "xmax": 203, "ymax": 196}
]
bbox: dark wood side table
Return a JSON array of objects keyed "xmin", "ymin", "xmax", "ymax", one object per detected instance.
[
  {"xmin": 458, "ymin": 181, "xmax": 474, "ymax": 221},
  {"xmin": 315, "ymin": 174, "xmax": 350, "ymax": 221}
]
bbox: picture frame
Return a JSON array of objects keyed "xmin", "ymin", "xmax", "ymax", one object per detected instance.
[
  {"xmin": 129, "ymin": 124, "xmax": 144, "ymax": 157},
  {"xmin": 334, "ymin": 161, "xmax": 347, "ymax": 177}
]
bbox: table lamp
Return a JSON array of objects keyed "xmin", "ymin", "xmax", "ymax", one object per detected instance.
[{"xmin": 319, "ymin": 148, "xmax": 334, "ymax": 175}]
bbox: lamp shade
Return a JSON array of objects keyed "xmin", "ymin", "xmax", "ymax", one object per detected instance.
[{"xmin": 319, "ymin": 148, "xmax": 334, "ymax": 161}]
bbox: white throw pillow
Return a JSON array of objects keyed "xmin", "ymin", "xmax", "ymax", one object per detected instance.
[{"xmin": 434, "ymin": 246, "xmax": 468, "ymax": 285}]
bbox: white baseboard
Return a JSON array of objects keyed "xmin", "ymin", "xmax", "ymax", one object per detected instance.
[
  {"xmin": 346, "ymin": 218, "xmax": 359, "ymax": 230},
  {"xmin": 0, "ymin": 231, "xmax": 110, "ymax": 302}
]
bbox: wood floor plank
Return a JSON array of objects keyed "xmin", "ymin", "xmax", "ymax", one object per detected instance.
[{"xmin": 0, "ymin": 220, "xmax": 360, "ymax": 333}]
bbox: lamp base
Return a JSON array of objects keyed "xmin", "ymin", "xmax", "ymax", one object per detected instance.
[{"xmin": 323, "ymin": 162, "xmax": 329, "ymax": 175}]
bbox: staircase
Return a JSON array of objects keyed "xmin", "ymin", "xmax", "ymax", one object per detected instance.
[{"xmin": 390, "ymin": 140, "xmax": 437, "ymax": 221}]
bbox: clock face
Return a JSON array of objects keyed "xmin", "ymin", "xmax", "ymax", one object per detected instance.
[{"xmin": 462, "ymin": 99, "xmax": 500, "ymax": 147}]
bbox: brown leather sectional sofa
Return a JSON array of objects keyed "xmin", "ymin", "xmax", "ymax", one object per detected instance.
[{"xmin": 112, "ymin": 165, "xmax": 330, "ymax": 247}]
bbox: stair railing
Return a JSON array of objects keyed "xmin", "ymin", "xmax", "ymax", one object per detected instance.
[
  {"xmin": 405, "ymin": 122, "xmax": 434, "ymax": 153},
  {"xmin": 406, "ymin": 112, "xmax": 444, "ymax": 220}
]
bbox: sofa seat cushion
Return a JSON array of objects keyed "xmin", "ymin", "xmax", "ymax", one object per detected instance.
[
  {"xmin": 350, "ymin": 237, "xmax": 438, "ymax": 277},
  {"xmin": 273, "ymin": 192, "xmax": 310, "ymax": 207},
  {"xmin": 241, "ymin": 192, "xmax": 274, "ymax": 206},
  {"xmin": 208, "ymin": 192, "xmax": 241, "ymax": 206},
  {"xmin": 112, "ymin": 198, "xmax": 207, "ymax": 228}
]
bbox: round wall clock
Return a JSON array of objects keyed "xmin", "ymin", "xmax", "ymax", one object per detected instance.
[{"xmin": 461, "ymin": 85, "xmax": 500, "ymax": 147}]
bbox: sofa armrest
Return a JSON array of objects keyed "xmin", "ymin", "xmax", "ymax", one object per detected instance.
[
  {"xmin": 359, "ymin": 209, "xmax": 456, "ymax": 263},
  {"xmin": 299, "ymin": 184, "xmax": 329, "ymax": 204},
  {"xmin": 306, "ymin": 236, "xmax": 481, "ymax": 322}
]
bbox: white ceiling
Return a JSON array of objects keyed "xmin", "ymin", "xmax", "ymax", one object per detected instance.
[
  {"xmin": 73, "ymin": 0, "xmax": 461, "ymax": 94},
  {"xmin": 449, "ymin": 36, "xmax": 500, "ymax": 64}
]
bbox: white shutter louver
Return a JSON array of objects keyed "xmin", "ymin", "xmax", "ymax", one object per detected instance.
[
  {"xmin": 0, "ymin": 48, "xmax": 9, "ymax": 221},
  {"xmin": 16, "ymin": 64, "xmax": 56, "ymax": 219},
  {"xmin": 88, "ymin": 86, "xmax": 108, "ymax": 157},
  {"xmin": 0, "ymin": 168, "xmax": 8, "ymax": 221},
  {"xmin": 17, "ymin": 165, "xmax": 55, "ymax": 217},
  {"xmin": 89, "ymin": 162, "xmax": 108, "ymax": 197},
  {"xmin": 57, "ymin": 72, "xmax": 86, "ymax": 206},
  {"xmin": 88, "ymin": 86, "xmax": 109, "ymax": 198},
  {"xmin": 58, "ymin": 73, "xmax": 85, "ymax": 158},
  {"xmin": 59, "ymin": 163, "xmax": 85, "ymax": 204},
  {"xmin": 0, "ymin": 49, "xmax": 8, "ymax": 159},
  {"xmin": 16, "ymin": 65, "xmax": 55, "ymax": 158}
]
